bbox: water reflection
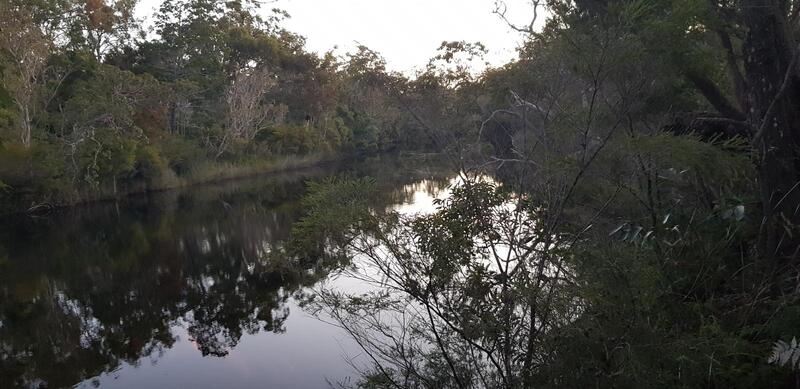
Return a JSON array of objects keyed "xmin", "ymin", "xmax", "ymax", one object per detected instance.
[{"xmin": 0, "ymin": 157, "xmax": 454, "ymax": 389}]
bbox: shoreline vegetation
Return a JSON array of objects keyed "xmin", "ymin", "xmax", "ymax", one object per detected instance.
[
  {"xmin": 3, "ymin": 152, "xmax": 341, "ymax": 217},
  {"xmin": 1, "ymin": 151, "xmax": 444, "ymax": 218}
]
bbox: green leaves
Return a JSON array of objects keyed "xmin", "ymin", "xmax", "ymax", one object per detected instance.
[
  {"xmin": 290, "ymin": 176, "xmax": 379, "ymax": 260},
  {"xmin": 412, "ymin": 180, "xmax": 507, "ymax": 277}
]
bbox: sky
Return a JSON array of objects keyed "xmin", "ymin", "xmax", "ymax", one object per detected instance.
[{"xmin": 135, "ymin": 0, "xmax": 539, "ymax": 74}]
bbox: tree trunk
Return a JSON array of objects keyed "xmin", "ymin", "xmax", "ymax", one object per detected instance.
[
  {"xmin": 18, "ymin": 103, "xmax": 32, "ymax": 148},
  {"xmin": 742, "ymin": 0, "xmax": 800, "ymax": 261},
  {"xmin": 168, "ymin": 101, "xmax": 178, "ymax": 134}
]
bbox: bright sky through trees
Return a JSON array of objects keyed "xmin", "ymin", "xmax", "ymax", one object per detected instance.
[{"xmin": 136, "ymin": 0, "xmax": 538, "ymax": 74}]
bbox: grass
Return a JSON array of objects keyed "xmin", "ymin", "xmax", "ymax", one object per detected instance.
[{"xmin": 181, "ymin": 154, "xmax": 337, "ymax": 186}]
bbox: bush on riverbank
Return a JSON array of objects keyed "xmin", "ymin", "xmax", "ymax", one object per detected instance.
[{"xmin": 0, "ymin": 134, "xmax": 337, "ymax": 215}]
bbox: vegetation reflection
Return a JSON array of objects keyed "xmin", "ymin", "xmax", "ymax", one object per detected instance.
[{"xmin": 0, "ymin": 158, "xmax": 453, "ymax": 388}]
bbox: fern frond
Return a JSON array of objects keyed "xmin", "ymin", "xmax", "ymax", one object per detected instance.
[{"xmin": 769, "ymin": 337, "xmax": 800, "ymax": 370}]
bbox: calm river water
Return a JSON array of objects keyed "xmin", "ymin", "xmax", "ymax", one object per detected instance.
[{"xmin": 0, "ymin": 157, "xmax": 454, "ymax": 389}]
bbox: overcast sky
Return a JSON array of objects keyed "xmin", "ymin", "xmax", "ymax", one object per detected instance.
[{"xmin": 136, "ymin": 0, "xmax": 538, "ymax": 74}]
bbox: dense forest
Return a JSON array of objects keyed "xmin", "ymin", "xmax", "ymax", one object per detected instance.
[
  {"xmin": 0, "ymin": 0, "xmax": 471, "ymax": 213},
  {"xmin": 3, "ymin": 0, "xmax": 800, "ymax": 387}
]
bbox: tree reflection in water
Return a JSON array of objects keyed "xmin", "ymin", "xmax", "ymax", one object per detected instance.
[{"xmin": 0, "ymin": 157, "xmax": 453, "ymax": 389}]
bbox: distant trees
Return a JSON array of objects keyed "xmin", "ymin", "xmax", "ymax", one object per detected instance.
[
  {"xmin": 338, "ymin": 46, "xmax": 403, "ymax": 154},
  {"xmin": 0, "ymin": 0, "xmax": 450, "ymax": 212}
]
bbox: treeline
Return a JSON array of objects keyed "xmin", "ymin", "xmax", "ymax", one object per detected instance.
[{"xmin": 0, "ymin": 0, "xmax": 478, "ymax": 213}]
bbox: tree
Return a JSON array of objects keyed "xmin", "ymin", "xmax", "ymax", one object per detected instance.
[
  {"xmin": 739, "ymin": 0, "xmax": 800, "ymax": 261},
  {"xmin": 499, "ymin": 0, "xmax": 800, "ymax": 264},
  {"xmin": 0, "ymin": 3, "xmax": 51, "ymax": 148},
  {"xmin": 212, "ymin": 65, "xmax": 286, "ymax": 157},
  {"xmin": 75, "ymin": 0, "xmax": 140, "ymax": 61}
]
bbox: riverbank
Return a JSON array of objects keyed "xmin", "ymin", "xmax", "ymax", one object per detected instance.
[
  {"xmin": 0, "ymin": 153, "xmax": 344, "ymax": 217},
  {"xmin": 0, "ymin": 152, "xmax": 451, "ymax": 217}
]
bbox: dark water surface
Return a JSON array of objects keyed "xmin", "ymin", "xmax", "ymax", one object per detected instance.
[{"xmin": 0, "ymin": 157, "xmax": 453, "ymax": 389}]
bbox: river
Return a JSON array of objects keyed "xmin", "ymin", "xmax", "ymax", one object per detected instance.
[{"xmin": 0, "ymin": 156, "xmax": 454, "ymax": 389}]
